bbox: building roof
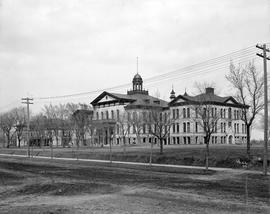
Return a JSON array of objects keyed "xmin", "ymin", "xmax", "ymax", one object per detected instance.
[
  {"xmin": 91, "ymin": 91, "xmax": 168, "ymax": 110},
  {"xmin": 169, "ymin": 88, "xmax": 249, "ymax": 109}
]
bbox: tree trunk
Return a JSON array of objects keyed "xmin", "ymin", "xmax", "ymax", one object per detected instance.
[
  {"xmin": 150, "ymin": 140, "xmax": 153, "ymax": 166},
  {"xmin": 123, "ymin": 136, "xmax": 126, "ymax": 155},
  {"xmin": 18, "ymin": 137, "xmax": 21, "ymax": 148},
  {"xmin": 159, "ymin": 138, "xmax": 163, "ymax": 155},
  {"xmin": 205, "ymin": 138, "xmax": 210, "ymax": 170},
  {"xmin": 246, "ymin": 124, "xmax": 251, "ymax": 162},
  {"xmin": 6, "ymin": 135, "xmax": 10, "ymax": 148}
]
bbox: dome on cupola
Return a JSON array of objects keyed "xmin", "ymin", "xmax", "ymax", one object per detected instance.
[{"xmin": 133, "ymin": 73, "xmax": 143, "ymax": 83}]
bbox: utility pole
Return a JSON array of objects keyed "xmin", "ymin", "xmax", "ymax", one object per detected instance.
[
  {"xmin": 256, "ymin": 44, "xmax": 270, "ymax": 175},
  {"xmin": 21, "ymin": 97, "xmax": 33, "ymax": 157}
]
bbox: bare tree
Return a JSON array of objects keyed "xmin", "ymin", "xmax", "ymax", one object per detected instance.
[
  {"xmin": 43, "ymin": 104, "xmax": 60, "ymax": 147},
  {"xmin": 128, "ymin": 111, "xmax": 144, "ymax": 144},
  {"xmin": 226, "ymin": 62, "xmax": 263, "ymax": 161},
  {"xmin": 192, "ymin": 102, "xmax": 220, "ymax": 170},
  {"xmin": 116, "ymin": 112, "xmax": 129, "ymax": 154},
  {"xmin": 147, "ymin": 109, "xmax": 172, "ymax": 155},
  {"xmin": 72, "ymin": 109, "xmax": 93, "ymax": 148},
  {"xmin": 0, "ymin": 111, "xmax": 16, "ymax": 148},
  {"xmin": 12, "ymin": 107, "xmax": 27, "ymax": 148}
]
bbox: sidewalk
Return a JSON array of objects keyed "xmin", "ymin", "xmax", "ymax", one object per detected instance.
[{"xmin": 0, "ymin": 153, "xmax": 261, "ymax": 174}]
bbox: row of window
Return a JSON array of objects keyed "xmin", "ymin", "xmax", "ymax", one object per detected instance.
[
  {"xmin": 96, "ymin": 109, "xmax": 120, "ymax": 120},
  {"xmin": 172, "ymin": 108, "xmax": 191, "ymax": 119},
  {"xmin": 171, "ymin": 122, "xmax": 246, "ymax": 134},
  {"xmin": 171, "ymin": 107, "xmax": 243, "ymax": 120}
]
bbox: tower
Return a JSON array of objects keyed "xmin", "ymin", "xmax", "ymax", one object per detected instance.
[
  {"xmin": 170, "ymin": 86, "xmax": 176, "ymax": 100},
  {"xmin": 127, "ymin": 73, "xmax": 148, "ymax": 95}
]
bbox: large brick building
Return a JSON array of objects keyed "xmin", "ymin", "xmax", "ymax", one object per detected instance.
[
  {"xmin": 169, "ymin": 87, "xmax": 249, "ymax": 145},
  {"xmin": 91, "ymin": 74, "xmax": 248, "ymax": 146}
]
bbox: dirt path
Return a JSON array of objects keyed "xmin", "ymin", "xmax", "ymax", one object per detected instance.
[{"xmin": 0, "ymin": 157, "xmax": 269, "ymax": 214}]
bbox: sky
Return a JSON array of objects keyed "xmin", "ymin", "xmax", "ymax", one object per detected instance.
[{"xmin": 0, "ymin": 0, "xmax": 269, "ymax": 139}]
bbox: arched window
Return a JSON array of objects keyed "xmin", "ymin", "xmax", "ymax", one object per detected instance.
[
  {"xmin": 183, "ymin": 122, "xmax": 186, "ymax": 133},
  {"xmin": 176, "ymin": 109, "xmax": 179, "ymax": 119},
  {"xmin": 228, "ymin": 108, "xmax": 232, "ymax": 119},
  {"xmin": 187, "ymin": 122, "xmax": 190, "ymax": 133},
  {"xmin": 183, "ymin": 108, "xmax": 186, "ymax": 118},
  {"xmin": 101, "ymin": 112, "xmax": 104, "ymax": 120},
  {"xmin": 117, "ymin": 109, "xmax": 120, "ymax": 120},
  {"xmin": 187, "ymin": 108, "xmax": 190, "ymax": 118},
  {"xmin": 106, "ymin": 111, "xmax": 109, "ymax": 119},
  {"xmin": 111, "ymin": 110, "xmax": 114, "ymax": 119}
]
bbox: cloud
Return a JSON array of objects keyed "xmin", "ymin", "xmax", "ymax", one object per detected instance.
[{"xmin": 0, "ymin": 0, "xmax": 269, "ymax": 116}]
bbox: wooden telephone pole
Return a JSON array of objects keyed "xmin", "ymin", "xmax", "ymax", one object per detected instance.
[
  {"xmin": 256, "ymin": 44, "xmax": 270, "ymax": 175},
  {"xmin": 21, "ymin": 97, "xmax": 33, "ymax": 157}
]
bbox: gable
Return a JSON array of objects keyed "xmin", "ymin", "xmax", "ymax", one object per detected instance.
[
  {"xmin": 98, "ymin": 95, "xmax": 117, "ymax": 103},
  {"xmin": 175, "ymin": 98, "xmax": 187, "ymax": 104},
  {"xmin": 226, "ymin": 100, "xmax": 235, "ymax": 104},
  {"xmin": 225, "ymin": 97, "xmax": 238, "ymax": 105}
]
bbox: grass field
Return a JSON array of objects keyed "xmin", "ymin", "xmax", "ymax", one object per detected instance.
[
  {"xmin": 0, "ymin": 144, "xmax": 269, "ymax": 169},
  {"xmin": 0, "ymin": 156, "xmax": 269, "ymax": 214}
]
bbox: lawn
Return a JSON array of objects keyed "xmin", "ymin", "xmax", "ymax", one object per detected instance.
[{"xmin": 0, "ymin": 144, "xmax": 269, "ymax": 169}]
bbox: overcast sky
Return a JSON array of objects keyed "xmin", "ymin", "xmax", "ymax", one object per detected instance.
[{"xmin": 0, "ymin": 0, "xmax": 269, "ymax": 138}]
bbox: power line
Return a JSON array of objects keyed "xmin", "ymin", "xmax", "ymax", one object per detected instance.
[
  {"xmin": 34, "ymin": 45, "xmax": 258, "ymax": 100},
  {"xmin": 34, "ymin": 55, "xmax": 258, "ymax": 103}
]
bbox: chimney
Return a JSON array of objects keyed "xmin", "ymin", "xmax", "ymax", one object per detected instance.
[{"xmin": 205, "ymin": 87, "xmax": 214, "ymax": 94}]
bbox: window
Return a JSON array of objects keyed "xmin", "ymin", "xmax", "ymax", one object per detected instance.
[
  {"xmin": 172, "ymin": 109, "xmax": 176, "ymax": 119},
  {"xmin": 143, "ymin": 124, "xmax": 146, "ymax": 134},
  {"xmin": 173, "ymin": 123, "xmax": 175, "ymax": 133},
  {"xmin": 224, "ymin": 123, "xmax": 226, "ymax": 133},
  {"xmin": 176, "ymin": 109, "xmax": 179, "ymax": 119},
  {"xmin": 187, "ymin": 108, "xmax": 190, "ymax": 118},
  {"xmin": 106, "ymin": 111, "xmax": 109, "ymax": 119},
  {"xmin": 142, "ymin": 112, "xmax": 147, "ymax": 121},
  {"xmin": 96, "ymin": 112, "xmax": 99, "ymax": 120},
  {"xmin": 117, "ymin": 109, "xmax": 120, "ymax": 120},
  {"xmin": 220, "ymin": 108, "xmax": 223, "ymax": 118},
  {"xmin": 187, "ymin": 122, "xmax": 190, "ymax": 133},
  {"xmin": 228, "ymin": 108, "xmax": 232, "ymax": 119},
  {"xmin": 195, "ymin": 108, "xmax": 198, "ymax": 118},
  {"xmin": 127, "ymin": 124, "xmax": 130, "ymax": 134},
  {"xmin": 133, "ymin": 112, "xmax": 137, "ymax": 120},
  {"xmin": 195, "ymin": 122, "xmax": 198, "ymax": 133},
  {"xmin": 111, "ymin": 110, "xmax": 114, "ymax": 119},
  {"xmin": 183, "ymin": 122, "xmax": 186, "ymax": 133},
  {"xmin": 221, "ymin": 123, "xmax": 223, "ymax": 133},
  {"xmin": 176, "ymin": 123, "xmax": 180, "ymax": 133},
  {"xmin": 187, "ymin": 137, "xmax": 191, "ymax": 144},
  {"xmin": 116, "ymin": 125, "xmax": 119, "ymax": 134},
  {"xmin": 101, "ymin": 112, "xmax": 104, "ymax": 120},
  {"xmin": 183, "ymin": 108, "xmax": 186, "ymax": 118}
]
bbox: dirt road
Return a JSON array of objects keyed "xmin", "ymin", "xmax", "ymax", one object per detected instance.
[{"xmin": 0, "ymin": 156, "xmax": 269, "ymax": 214}]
